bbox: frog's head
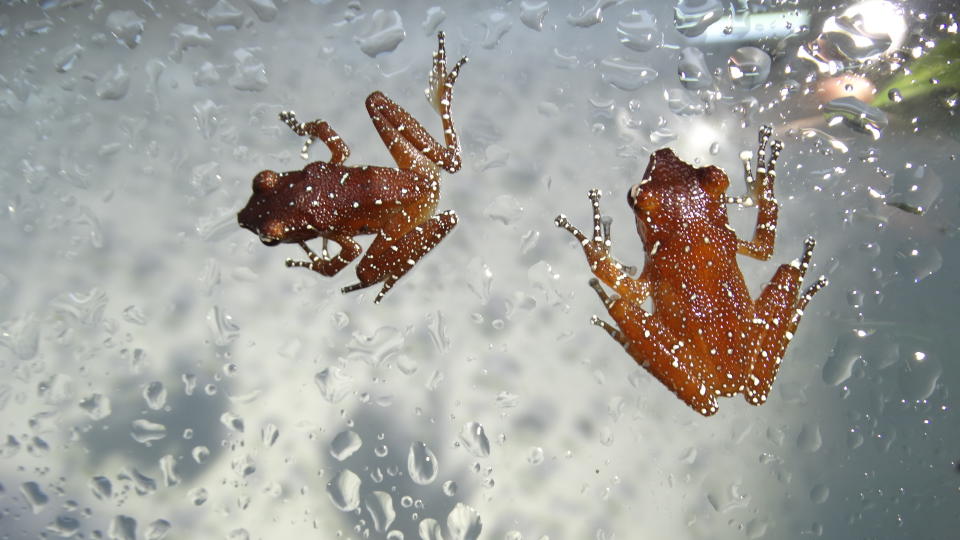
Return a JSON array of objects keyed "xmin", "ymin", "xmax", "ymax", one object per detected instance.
[
  {"xmin": 627, "ymin": 149, "xmax": 729, "ymax": 243},
  {"xmin": 238, "ymin": 170, "xmax": 294, "ymax": 246}
]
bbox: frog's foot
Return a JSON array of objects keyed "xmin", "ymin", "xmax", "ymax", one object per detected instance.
[
  {"xmin": 426, "ymin": 31, "xmax": 468, "ymax": 116},
  {"xmin": 728, "ymin": 125, "xmax": 783, "ymax": 206},
  {"xmin": 279, "ymin": 111, "xmax": 350, "ymax": 163},
  {"xmin": 285, "ymin": 239, "xmax": 359, "ymax": 277}
]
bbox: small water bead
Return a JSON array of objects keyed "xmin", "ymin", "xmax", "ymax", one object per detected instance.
[
  {"xmin": 442, "ymin": 480, "xmax": 457, "ymax": 496},
  {"xmin": 527, "ymin": 446, "xmax": 544, "ymax": 465},
  {"xmin": 400, "ymin": 495, "xmax": 413, "ymax": 508},
  {"xmin": 888, "ymin": 88, "xmax": 903, "ymax": 102},
  {"xmin": 375, "ymin": 445, "xmax": 389, "ymax": 457}
]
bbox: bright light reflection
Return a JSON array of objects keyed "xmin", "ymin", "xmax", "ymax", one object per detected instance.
[{"xmin": 843, "ymin": 0, "xmax": 908, "ymax": 54}]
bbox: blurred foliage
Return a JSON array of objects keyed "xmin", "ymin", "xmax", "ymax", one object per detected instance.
[{"xmin": 871, "ymin": 33, "xmax": 960, "ymax": 109}]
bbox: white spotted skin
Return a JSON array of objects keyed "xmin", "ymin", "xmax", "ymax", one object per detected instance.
[
  {"xmin": 557, "ymin": 126, "xmax": 827, "ymax": 416},
  {"xmin": 237, "ymin": 32, "xmax": 468, "ymax": 303}
]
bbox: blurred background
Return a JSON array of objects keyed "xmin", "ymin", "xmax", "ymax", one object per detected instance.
[{"xmin": 0, "ymin": 0, "xmax": 958, "ymax": 538}]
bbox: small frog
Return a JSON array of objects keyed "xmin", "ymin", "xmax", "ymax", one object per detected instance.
[
  {"xmin": 237, "ymin": 32, "xmax": 468, "ymax": 303},
  {"xmin": 555, "ymin": 127, "xmax": 827, "ymax": 416}
]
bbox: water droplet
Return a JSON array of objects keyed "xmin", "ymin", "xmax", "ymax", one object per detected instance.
[
  {"xmin": 419, "ymin": 518, "xmax": 444, "ymax": 540},
  {"xmin": 48, "ymin": 515, "xmax": 81, "ymax": 537},
  {"xmin": 822, "ymin": 334, "xmax": 862, "ymax": 386},
  {"xmin": 407, "ymin": 441, "xmax": 439, "ymax": 485},
  {"xmin": 678, "ymin": 47, "xmax": 712, "ymax": 89},
  {"xmin": 79, "ymin": 393, "xmax": 112, "ymax": 420},
  {"xmin": 484, "ymin": 194, "xmax": 524, "ymax": 225},
  {"xmin": 246, "ymin": 0, "xmax": 278, "ymax": 22},
  {"xmin": 887, "ymin": 164, "xmax": 941, "ymax": 215},
  {"xmin": 143, "ymin": 381, "xmax": 167, "ymax": 410},
  {"xmin": 331, "ymin": 430, "xmax": 363, "ymax": 461},
  {"xmin": 796, "ymin": 423, "xmax": 822, "ymax": 452},
  {"xmin": 567, "ymin": 0, "xmax": 617, "ymax": 28},
  {"xmin": 20, "ymin": 482, "xmax": 49, "ymax": 513},
  {"xmin": 478, "ymin": 9, "xmax": 512, "ymax": 49},
  {"xmin": 355, "ymin": 10, "xmax": 405, "ymax": 57},
  {"xmin": 599, "ymin": 57, "xmax": 658, "ymax": 91},
  {"xmin": 189, "ymin": 487, "xmax": 208, "ymax": 505},
  {"xmin": 459, "ymin": 422, "xmax": 491, "ymax": 457},
  {"xmin": 364, "ymin": 491, "xmax": 396, "ymax": 532},
  {"xmin": 326, "ymin": 469, "xmax": 362, "ymax": 511},
  {"xmin": 810, "ymin": 483, "xmax": 830, "ymax": 503},
  {"xmin": 727, "ymin": 46, "xmax": 771, "ymax": 89},
  {"xmin": 823, "ymin": 96, "xmax": 888, "ymax": 139},
  {"xmin": 315, "ymin": 367, "xmax": 353, "ymax": 403},
  {"xmin": 617, "ymin": 10, "xmax": 660, "ymax": 52},
  {"xmin": 674, "ymin": 0, "xmax": 723, "ymax": 37},
  {"xmin": 106, "ymin": 10, "xmax": 145, "ymax": 48},
  {"xmin": 442, "ymin": 480, "xmax": 458, "ymax": 496},
  {"xmin": 665, "ymin": 88, "xmax": 704, "ymax": 116},
  {"xmin": 346, "ymin": 326, "xmax": 404, "ymax": 366},
  {"xmin": 520, "ymin": 1, "xmax": 549, "ymax": 31},
  {"xmin": 131, "ymin": 419, "xmax": 167, "ymax": 445},
  {"xmin": 109, "ymin": 516, "xmax": 137, "ymax": 540},
  {"xmin": 95, "ymin": 64, "xmax": 130, "ymax": 100},
  {"xmin": 447, "ymin": 503, "xmax": 483, "ymax": 540},
  {"xmin": 422, "ymin": 7, "xmax": 446, "ymax": 35},
  {"xmin": 90, "ymin": 476, "xmax": 112, "ymax": 500},
  {"xmin": 192, "ymin": 446, "xmax": 210, "ymax": 464},
  {"xmin": 53, "ymin": 43, "xmax": 83, "ymax": 72},
  {"xmin": 207, "ymin": 0, "xmax": 244, "ymax": 30},
  {"xmin": 894, "ymin": 240, "xmax": 941, "ymax": 283},
  {"xmin": 898, "ymin": 348, "xmax": 942, "ymax": 401}
]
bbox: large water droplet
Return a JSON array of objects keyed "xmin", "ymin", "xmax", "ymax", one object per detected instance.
[
  {"xmin": 106, "ymin": 10, "xmax": 145, "ymax": 48},
  {"xmin": 131, "ymin": 419, "xmax": 167, "ymax": 445},
  {"xmin": 143, "ymin": 382, "xmax": 167, "ymax": 410},
  {"xmin": 326, "ymin": 469, "xmax": 362, "ymax": 511},
  {"xmin": 823, "ymin": 96, "xmax": 888, "ymax": 139},
  {"xmin": 315, "ymin": 367, "xmax": 353, "ymax": 403},
  {"xmin": 600, "ymin": 57, "xmax": 657, "ymax": 91},
  {"xmin": 898, "ymin": 349, "xmax": 941, "ymax": 401},
  {"xmin": 447, "ymin": 503, "xmax": 483, "ymax": 540},
  {"xmin": 567, "ymin": 0, "xmax": 617, "ymax": 28},
  {"xmin": 822, "ymin": 334, "xmax": 862, "ymax": 386},
  {"xmin": 894, "ymin": 240, "xmax": 941, "ymax": 283},
  {"xmin": 356, "ymin": 10, "xmax": 405, "ymax": 57},
  {"xmin": 20, "ymin": 482, "xmax": 49, "ymax": 513},
  {"xmin": 331, "ymin": 430, "xmax": 363, "ymax": 461},
  {"xmin": 407, "ymin": 441, "xmax": 439, "ymax": 485},
  {"xmin": 678, "ymin": 47, "xmax": 712, "ymax": 89},
  {"xmin": 520, "ymin": 1, "xmax": 549, "ymax": 31},
  {"xmin": 346, "ymin": 326, "xmax": 404, "ymax": 366},
  {"xmin": 887, "ymin": 164, "xmax": 941, "ymax": 215},
  {"xmin": 727, "ymin": 46, "xmax": 771, "ymax": 89},
  {"xmin": 459, "ymin": 422, "xmax": 491, "ymax": 457},
  {"xmin": 419, "ymin": 518, "xmax": 444, "ymax": 540},
  {"xmin": 365, "ymin": 491, "xmax": 396, "ymax": 532},
  {"xmin": 674, "ymin": 0, "xmax": 723, "ymax": 37},
  {"xmin": 796, "ymin": 423, "xmax": 822, "ymax": 452},
  {"xmin": 109, "ymin": 516, "xmax": 138, "ymax": 540},
  {"xmin": 617, "ymin": 10, "xmax": 660, "ymax": 52}
]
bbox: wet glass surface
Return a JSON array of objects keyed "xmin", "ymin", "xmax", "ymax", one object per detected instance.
[{"xmin": 1, "ymin": 1, "xmax": 958, "ymax": 538}]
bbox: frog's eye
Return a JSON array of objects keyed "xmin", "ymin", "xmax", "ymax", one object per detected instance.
[
  {"xmin": 698, "ymin": 166, "xmax": 729, "ymax": 197},
  {"xmin": 253, "ymin": 170, "xmax": 279, "ymax": 193},
  {"xmin": 628, "ymin": 183, "xmax": 658, "ymax": 214}
]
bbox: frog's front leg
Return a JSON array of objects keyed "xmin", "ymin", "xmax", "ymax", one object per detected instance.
[
  {"xmin": 730, "ymin": 125, "xmax": 782, "ymax": 261},
  {"xmin": 744, "ymin": 237, "xmax": 828, "ymax": 405},
  {"xmin": 285, "ymin": 236, "xmax": 362, "ymax": 277},
  {"xmin": 341, "ymin": 210, "xmax": 459, "ymax": 303},
  {"xmin": 279, "ymin": 111, "xmax": 350, "ymax": 163},
  {"xmin": 555, "ymin": 189, "xmax": 648, "ymax": 301},
  {"xmin": 365, "ymin": 32, "xmax": 467, "ymax": 177},
  {"xmin": 587, "ymin": 280, "xmax": 724, "ymax": 416}
]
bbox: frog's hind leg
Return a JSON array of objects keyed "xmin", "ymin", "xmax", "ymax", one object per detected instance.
[
  {"xmin": 365, "ymin": 33, "xmax": 467, "ymax": 177},
  {"xmin": 587, "ymin": 279, "xmax": 724, "ymax": 417},
  {"xmin": 342, "ymin": 211, "xmax": 459, "ymax": 303},
  {"xmin": 278, "ymin": 111, "xmax": 350, "ymax": 163},
  {"xmin": 744, "ymin": 237, "xmax": 828, "ymax": 405}
]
